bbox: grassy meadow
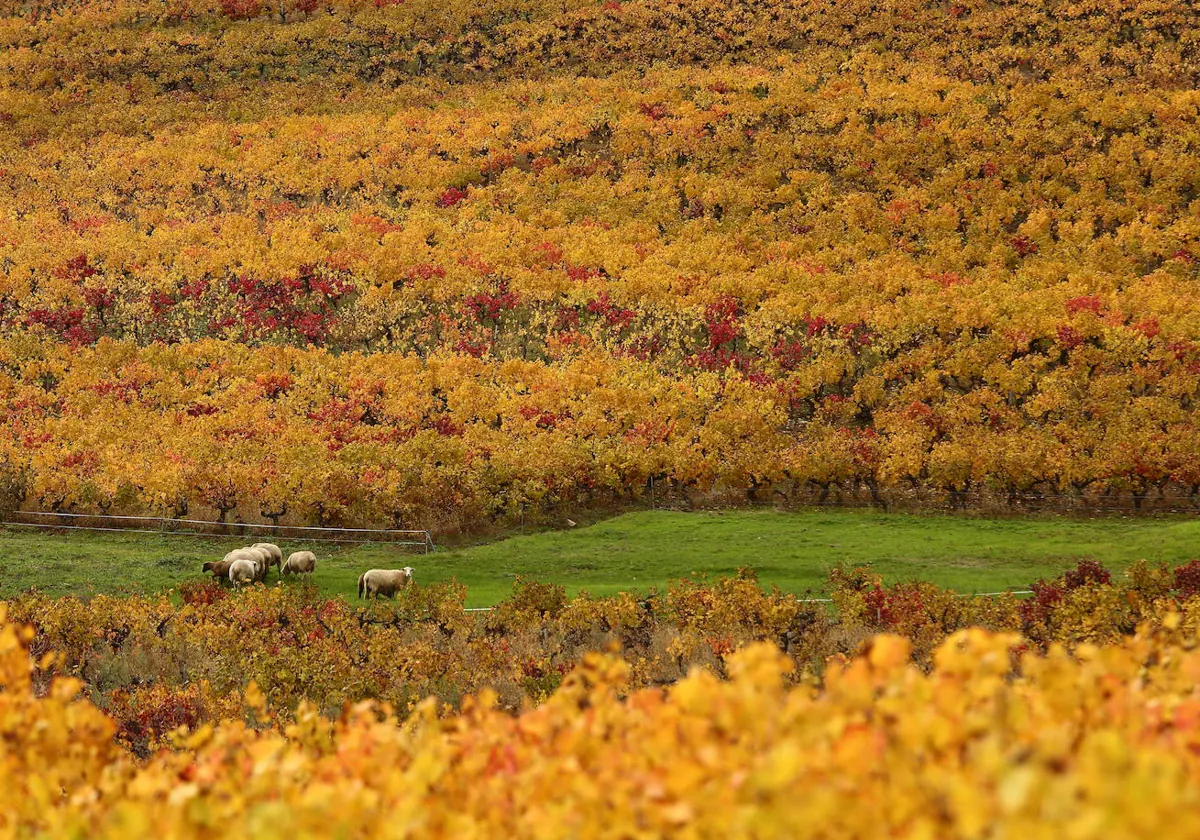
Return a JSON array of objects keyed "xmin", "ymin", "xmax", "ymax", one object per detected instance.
[{"xmin": 2, "ymin": 509, "xmax": 1198, "ymax": 607}]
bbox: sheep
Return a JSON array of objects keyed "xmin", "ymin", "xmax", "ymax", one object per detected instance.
[
  {"xmin": 228, "ymin": 558, "xmax": 257, "ymax": 586},
  {"xmin": 357, "ymin": 567, "xmax": 414, "ymax": 600},
  {"xmin": 222, "ymin": 547, "xmax": 270, "ymax": 582},
  {"xmin": 242, "ymin": 546, "xmax": 272, "ymax": 582},
  {"xmin": 221, "ymin": 549, "xmax": 251, "ymax": 572},
  {"xmin": 252, "ymin": 543, "xmax": 283, "ymax": 573},
  {"xmin": 201, "ymin": 559, "xmax": 234, "ymax": 581},
  {"xmin": 281, "ymin": 551, "xmax": 316, "ymax": 575}
]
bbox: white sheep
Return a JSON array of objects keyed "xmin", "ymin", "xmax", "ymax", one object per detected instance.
[
  {"xmin": 252, "ymin": 542, "xmax": 283, "ymax": 573},
  {"xmin": 223, "ymin": 547, "xmax": 269, "ymax": 582},
  {"xmin": 281, "ymin": 551, "xmax": 316, "ymax": 575},
  {"xmin": 228, "ymin": 558, "xmax": 258, "ymax": 586},
  {"xmin": 222, "ymin": 548, "xmax": 248, "ymax": 564},
  {"xmin": 242, "ymin": 546, "xmax": 272, "ymax": 582},
  {"xmin": 357, "ymin": 567, "xmax": 414, "ymax": 600}
]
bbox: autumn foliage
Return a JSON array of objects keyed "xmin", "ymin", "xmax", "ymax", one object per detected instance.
[
  {"xmin": 6, "ymin": 558, "xmax": 1200, "ymax": 747},
  {"xmin": 1, "ymin": 0, "xmax": 1199, "ymax": 530},
  {"xmin": 2, "ymin": 1, "xmax": 1199, "ymax": 828},
  {"xmin": 8, "ymin": 560, "xmax": 1200, "ymax": 835}
]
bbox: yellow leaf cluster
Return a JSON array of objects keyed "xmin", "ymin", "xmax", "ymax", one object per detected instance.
[{"xmin": 5, "ymin": 602, "xmax": 1200, "ymax": 837}]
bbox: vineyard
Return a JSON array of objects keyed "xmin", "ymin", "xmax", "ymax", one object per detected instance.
[
  {"xmin": 5, "ymin": 561, "xmax": 1200, "ymax": 834},
  {"xmin": 3, "ymin": 0, "xmax": 1200, "ymax": 832},
  {"xmin": 1, "ymin": 0, "xmax": 1199, "ymax": 531}
]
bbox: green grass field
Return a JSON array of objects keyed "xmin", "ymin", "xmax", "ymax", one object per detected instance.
[{"xmin": 2, "ymin": 509, "xmax": 1198, "ymax": 607}]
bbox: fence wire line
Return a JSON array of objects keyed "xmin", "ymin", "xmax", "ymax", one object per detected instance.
[
  {"xmin": 0, "ymin": 520, "xmax": 432, "ymax": 547},
  {"xmin": 10, "ymin": 510, "xmax": 429, "ymax": 536},
  {"xmin": 778, "ymin": 491, "xmax": 1200, "ymax": 513}
]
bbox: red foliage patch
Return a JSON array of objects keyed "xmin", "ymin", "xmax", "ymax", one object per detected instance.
[
  {"xmin": 436, "ymin": 187, "xmax": 468, "ymax": 208},
  {"xmin": 703, "ymin": 296, "xmax": 742, "ymax": 350},
  {"xmin": 1010, "ymin": 235, "xmax": 1038, "ymax": 257},
  {"xmin": 1065, "ymin": 295, "xmax": 1105, "ymax": 316},
  {"xmin": 638, "ymin": 103, "xmax": 669, "ymax": 121},
  {"xmin": 463, "ymin": 284, "xmax": 520, "ymax": 322},
  {"xmin": 586, "ymin": 293, "xmax": 636, "ymax": 330},
  {"xmin": 219, "ymin": 0, "xmax": 263, "ymax": 18},
  {"xmin": 1063, "ymin": 560, "xmax": 1111, "ymax": 590},
  {"xmin": 1056, "ymin": 325, "xmax": 1084, "ymax": 349},
  {"xmin": 1174, "ymin": 560, "xmax": 1200, "ymax": 599},
  {"xmin": 178, "ymin": 580, "xmax": 229, "ymax": 606},
  {"xmin": 770, "ymin": 339, "xmax": 810, "ymax": 370}
]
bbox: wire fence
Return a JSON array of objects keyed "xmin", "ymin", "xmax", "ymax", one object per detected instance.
[
  {"xmin": 0, "ymin": 511, "xmax": 435, "ymax": 551},
  {"xmin": 644, "ymin": 477, "xmax": 1200, "ymax": 516},
  {"xmin": 789, "ymin": 490, "xmax": 1200, "ymax": 515}
]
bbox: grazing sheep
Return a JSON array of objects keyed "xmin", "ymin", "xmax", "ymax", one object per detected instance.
[
  {"xmin": 223, "ymin": 547, "xmax": 270, "ymax": 582},
  {"xmin": 221, "ymin": 549, "xmax": 251, "ymax": 571},
  {"xmin": 228, "ymin": 558, "xmax": 257, "ymax": 586},
  {"xmin": 201, "ymin": 559, "xmax": 234, "ymax": 581},
  {"xmin": 252, "ymin": 543, "xmax": 283, "ymax": 572},
  {"xmin": 357, "ymin": 567, "xmax": 414, "ymax": 600},
  {"xmin": 242, "ymin": 546, "xmax": 272, "ymax": 582},
  {"xmin": 281, "ymin": 551, "xmax": 316, "ymax": 575}
]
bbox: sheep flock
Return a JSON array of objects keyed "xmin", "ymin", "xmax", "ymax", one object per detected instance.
[{"xmin": 200, "ymin": 543, "xmax": 414, "ymax": 599}]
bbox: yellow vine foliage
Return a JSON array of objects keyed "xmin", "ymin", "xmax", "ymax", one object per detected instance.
[
  {"xmin": 1, "ymin": 0, "xmax": 1199, "ymax": 526},
  {"xmin": 6, "ymin": 606, "xmax": 1200, "ymax": 837}
]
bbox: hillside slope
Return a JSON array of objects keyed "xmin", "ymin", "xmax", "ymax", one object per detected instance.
[{"xmin": 1, "ymin": 0, "xmax": 1198, "ymax": 530}]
